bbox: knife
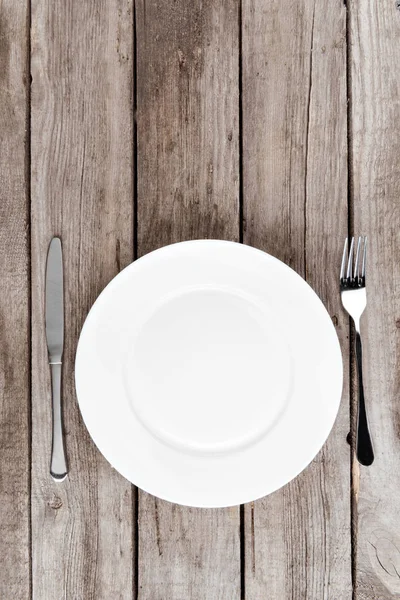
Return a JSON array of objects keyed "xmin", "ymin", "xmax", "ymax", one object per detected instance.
[{"xmin": 45, "ymin": 237, "xmax": 68, "ymax": 481}]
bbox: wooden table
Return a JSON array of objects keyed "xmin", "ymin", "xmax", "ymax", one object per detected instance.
[{"xmin": 1, "ymin": 1, "xmax": 400, "ymax": 598}]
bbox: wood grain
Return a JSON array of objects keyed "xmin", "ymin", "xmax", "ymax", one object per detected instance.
[
  {"xmin": 1, "ymin": 0, "xmax": 399, "ymax": 595},
  {"xmin": 0, "ymin": 1, "xmax": 30, "ymax": 598},
  {"xmin": 30, "ymin": 1, "xmax": 135, "ymax": 598},
  {"xmin": 242, "ymin": 0, "xmax": 352, "ymax": 597},
  {"xmin": 135, "ymin": 0, "xmax": 240, "ymax": 598},
  {"xmin": 136, "ymin": 0, "xmax": 239, "ymax": 255},
  {"xmin": 349, "ymin": 0, "xmax": 400, "ymax": 597}
]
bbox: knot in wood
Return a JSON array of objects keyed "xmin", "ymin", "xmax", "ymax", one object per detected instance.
[{"xmin": 48, "ymin": 494, "xmax": 63, "ymax": 510}]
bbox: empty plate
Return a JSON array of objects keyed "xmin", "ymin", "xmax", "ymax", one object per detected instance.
[{"xmin": 75, "ymin": 240, "xmax": 342, "ymax": 507}]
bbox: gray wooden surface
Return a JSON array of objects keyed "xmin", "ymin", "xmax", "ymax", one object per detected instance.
[
  {"xmin": 242, "ymin": 1, "xmax": 352, "ymax": 597},
  {"xmin": 1, "ymin": 0, "xmax": 399, "ymax": 598},
  {"xmin": 350, "ymin": 1, "xmax": 400, "ymax": 597},
  {"xmin": 136, "ymin": 1, "xmax": 241, "ymax": 598},
  {"xmin": 0, "ymin": 2, "xmax": 30, "ymax": 598},
  {"xmin": 31, "ymin": 0, "xmax": 135, "ymax": 598}
]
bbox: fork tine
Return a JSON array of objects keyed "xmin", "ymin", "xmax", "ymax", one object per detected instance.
[
  {"xmin": 354, "ymin": 236, "xmax": 362, "ymax": 281},
  {"xmin": 362, "ymin": 236, "xmax": 367, "ymax": 279},
  {"xmin": 340, "ymin": 237, "xmax": 348, "ymax": 281},
  {"xmin": 346, "ymin": 237, "xmax": 354, "ymax": 280}
]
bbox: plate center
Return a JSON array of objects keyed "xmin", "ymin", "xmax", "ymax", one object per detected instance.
[{"xmin": 124, "ymin": 287, "xmax": 292, "ymax": 453}]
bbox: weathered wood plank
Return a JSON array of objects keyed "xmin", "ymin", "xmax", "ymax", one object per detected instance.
[
  {"xmin": 349, "ymin": 1, "xmax": 400, "ymax": 597},
  {"xmin": 242, "ymin": 1, "xmax": 352, "ymax": 597},
  {"xmin": 135, "ymin": 0, "xmax": 240, "ymax": 598},
  {"xmin": 30, "ymin": 1, "xmax": 135, "ymax": 598},
  {"xmin": 0, "ymin": 2, "xmax": 30, "ymax": 598}
]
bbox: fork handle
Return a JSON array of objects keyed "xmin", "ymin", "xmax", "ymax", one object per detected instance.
[{"xmin": 355, "ymin": 332, "xmax": 374, "ymax": 466}]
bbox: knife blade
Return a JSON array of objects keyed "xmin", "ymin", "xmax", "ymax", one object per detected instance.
[
  {"xmin": 46, "ymin": 237, "xmax": 64, "ymax": 362},
  {"xmin": 45, "ymin": 237, "xmax": 68, "ymax": 481}
]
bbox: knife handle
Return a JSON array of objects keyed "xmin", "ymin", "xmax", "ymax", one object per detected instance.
[{"xmin": 50, "ymin": 363, "xmax": 68, "ymax": 481}]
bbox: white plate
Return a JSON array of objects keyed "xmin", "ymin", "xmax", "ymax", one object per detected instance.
[{"xmin": 75, "ymin": 240, "xmax": 343, "ymax": 507}]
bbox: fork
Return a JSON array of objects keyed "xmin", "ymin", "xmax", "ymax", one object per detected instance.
[{"xmin": 340, "ymin": 236, "xmax": 374, "ymax": 466}]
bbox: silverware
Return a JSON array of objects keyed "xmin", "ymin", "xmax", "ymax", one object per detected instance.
[
  {"xmin": 340, "ymin": 236, "xmax": 374, "ymax": 466},
  {"xmin": 45, "ymin": 237, "xmax": 68, "ymax": 481}
]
